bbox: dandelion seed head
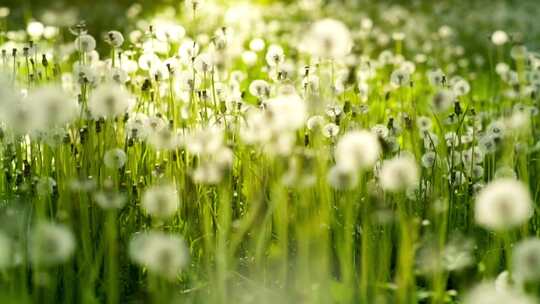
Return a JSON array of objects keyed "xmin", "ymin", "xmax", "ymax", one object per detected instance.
[
  {"xmin": 512, "ymin": 238, "xmax": 540, "ymax": 282},
  {"xmin": 105, "ymin": 30, "xmax": 124, "ymax": 47},
  {"xmin": 464, "ymin": 282, "xmax": 534, "ymax": 304},
  {"xmin": 142, "ymin": 184, "xmax": 179, "ymax": 219},
  {"xmin": 335, "ymin": 130, "xmax": 381, "ymax": 172},
  {"xmin": 88, "ymin": 83, "xmax": 132, "ymax": 118},
  {"xmin": 491, "ymin": 30, "xmax": 509, "ymax": 46},
  {"xmin": 75, "ymin": 34, "xmax": 96, "ymax": 53},
  {"xmin": 379, "ymin": 154, "xmax": 419, "ymax": 192},
  {"xmin": 104, "ymin": 148, "xmax": 127, "ymax": 169},
  {"xmin": 432, "ymin": 89, "xmax": 455, "ymax": 113},
  {"xmin": 475, "ymin": 179, "xmax": 532, "ymax": 231},
  {"xmin": 327, "ymin": 165, "xmax": 358, "ymax": 190},
  {"xmin": 29, "ymin": 222, "xmax": 75, "ymax": 266},
  {"xmin": 300, "ymin": 18, "xmax": 352, "ymax": 59},
  {"xmin": 129, "ymin": 231, "xmax": 189, "ymax": 280}
]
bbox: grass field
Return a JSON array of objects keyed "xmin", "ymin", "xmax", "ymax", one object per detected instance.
[{"xmin": 0, "ymin": 1, "xmax": 540, "ymax": 303}]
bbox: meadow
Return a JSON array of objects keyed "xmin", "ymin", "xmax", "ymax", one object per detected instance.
[{"xmin": 0, "ymin": 0, "xmax": 540, "ymax": 303}]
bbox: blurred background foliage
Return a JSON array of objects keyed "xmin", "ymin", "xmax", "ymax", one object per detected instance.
[{"xmin": 1, "ymin": 0, "xmax": 540, "ymax": 51}]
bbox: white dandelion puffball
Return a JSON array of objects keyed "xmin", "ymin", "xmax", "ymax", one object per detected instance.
[
  {"xmin": 129, "ymin": 231, "xmax": 189, "ymax": 280},
  {"xmin": 327, "ymin": 164, "xmax": 358, "ymax": 190},
  {"xmin": 29, "ymin": 222, "xmax": 75, "ymax": 266},
  {"xmin": 266, "ymin": 93, "xmax": 307, "ymax": 131},
  {"xmin": 464, "ymin": 282, "xmax": 534, "ymax": 304},
  {"xmin": 248, "ymin": 79, "xmax": 270, "ymax": 99},
  {"xmin": 75, "ymin": 34, "xmax": 96, "ymax": 53},
  {"xmin": 335, "ymin": 130, "xmax": 381, "ymax": 172},
  {"xmin": 142, "ymin": 184, "xmax": 179, "ymax": 219},
  {"xmin": 491, "ymin": 30, "xmax": 509, "ymax": 46},
  {"xmin": 301, "ymin": 18, "xmax": 352, "ymax": 59},
  {"xmin": 104, "ymin": 148, "xmax": 127, "ymax": 169},
  {"xmin": 379, "ymin": 154, "xmax": 420, "ymax": 192},
  {"xmin": 27, "ymin": 85, "xmax": 78, "ymax": 128},
  {"xmin": 265, "ymin": 44, "xmax": 285, "ymax": 67},
  {"xmin": 88, "ymin": 83, "xmax": 132, "ymax": 118},
  {"xmin": 94, "ymin": 190, "xmax": 126, "ymax": 210},
  {"xmin": 512, "ymin": 238, "xmax": 540, "ymax": 282},
  {"xmin": 105, "ymin": 30, "xmax": 124, "ymax": 48},
  {"xmin": 475, "ymin": 179, "xmax": 533, "ymax": 231},
  {"xmin": 432, "ymin": 89, "xmax": 455, "ymax": 113}
]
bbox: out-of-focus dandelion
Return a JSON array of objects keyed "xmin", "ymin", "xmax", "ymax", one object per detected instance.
[
  {"xmin": 475, "ymin": 179, "xmax": 533, "ymax": 231},
  {"xmin": 300, "ymin": 18, "xmax": 352, "ymax": 59},
  {"xmin": 129, "ymin": 231, "xmax": 189, "ymax": 280},
  {"xmin": 29, "ymin": 222, "xmax": 75, "ymax": 266},
  {"xmin": 379, "ymin": 154, "xmax": 419, "ymax": 192},
  {"xmin": 142, "ymin": 184, "xmax": 179, "ymax": 219},
  {"xmin": 334, "ymin": 130, "xmax": 381, "ymax": 172}
]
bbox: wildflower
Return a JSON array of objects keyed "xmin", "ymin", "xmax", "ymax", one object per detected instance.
[
  {"xmin": 75, "ymin": 34, "xmax": 96, "ymax": 53},
  {"xmin": 335, "ymin": 130, "xmax": 381, "ymax": 172},
  {"xmin": 193, "ymin": 52, "xmax": 214, "ymax": 73},
  {"xmin": 442, "ymin": 237, "xmax": 475, "ymax": 271},
  {"xmin": 94, "ymin": 189, "xmax": 126, "ymax": 210},
  {"xmin": 512, "ymin": 238, "xmax": 540, "ymax": 282},
  {"xmin": 322, "ymin": 123, "xmax": 340, "ymax": 138},
  {"xmin": 27, "ymin": 85, "xmax": 78, "ymax": 128},
  {"xmin": 73, "ymin": 63, "xmax": 98, "ymax": 85},
  {"xmin": 265, "ymin": 44, "xmax": 284, "ymax": 67},
  {"xmin": 495, "ymin": 63, "xmax": 510, "ymax": 76},
  {"xmin": 105, "ymin": 30, "xmax": 124, "ymax": 48},
  {"xmin": 265, "ymin": 93, "xmax": 307, "ymax": 131},
  {"xmin": 138, "ymin": 53, "xmax": 161, "ymax": 71},
  {"xmin": 464, "ymin": 282, "xmax": 534, "ymax": 304},
  {"xmin": 390, "ymin": 68, "xmax": 410, "ymax": 88},
  {"xmin": 491, "ymin": 30, "xmax": 509, "ymax": 46},
  {"xmin": 154, "ymin": 22, "xmax": 185, "ymax": 43},
  {"xmin": 104, "ymin": 148, "xmax": 127, "ymax": 169},
  {"xmin": 357, "ymin": 82, "xmax": 369, "ymax": 102},
  {"xmin": 29, "ymin": 222, "xmax": 75, "ymax": 266},
  {"xmin": 142, "ymin": 184, "xmax": 179, "ymax": 219},
  {"xmin": 192, "ymin": 162, "xmax": 223, "ymax": 184},
  {"xmin": 110, "ymin": 67, "xmax": 129, "ymax": 84},
  {"xmin": 185, "ymin": 126, "xmax": 224, "ymax": 155},
  {"xmin": 371, "ymin": 124, "xmax": 389, "ymax": 139},
  {"xmin": 478, "ymin": 135, "xmax": 497, "ymax": 154},
  {"xmin": 495, "ymin": 271, "xmax": 512, "ymax": 292},
  {"xmin": 300, "ymin": 18, "xmax": 352, "ymax": 59},
  {"xmin": 432, "ymin": 89, "xmax": 455, "ymax": 112},
  {"xmin": 88, "ymin": 83, "xmax": 132, "ymax": 118},
  {"xmin": 451, "ymin": 77, "xmax": 470, "ymax": 96},
  {"xmin": 306, "ymin": 115, "xmax": 325, "ymax": 130},
  {"xmin": 462, "ymin": 147, "xmax": 484, "ymax": 167},
  {"xmin": 475, "ymin": 179, "xmax": 533, "ymax": 231},
  {"xmin": 242, "ymin": 51, "xmax": 257, "ymax": 66},
  {"xmin": 148, "ymin": 127, "xmax": 181, "ymax": 150},
  {"xmin": 36, "ymin": 177, "xmax": 56, "ymax": 196},
  {"xmin": 248, "ymin": 79, "xmax": 270, "ymax": 99},
  {"xmin": 421, "ymin": 151, "xmax": 437, "ymax": 168},
  {"xmin": 327, "ymin": 165, "xmax": 358, "ymax": 190},
  {"xmin": 249, "ymin": 38, "xmax": 265, "ymax": 52},
  {"xmin": 27, "ymin": 21, "xmax": 45, "ymax": 38},
  {"xmin": 178, "ymin": 39, "xmax": 200, "ymax": 64},
  {"xmin": 417, "ymin": 116, "xmax": 433, "ymax": 132},
  {"xmin": 129, "ymin": 231, "xmax": 189, "ymax": 280},
  {"xmin": 379, "ymin": 154, "xmax": 419, "ymax": 192},
  {"xmin": 125, "ymin": 113, "xmax": 149, "ymax": 140}
]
